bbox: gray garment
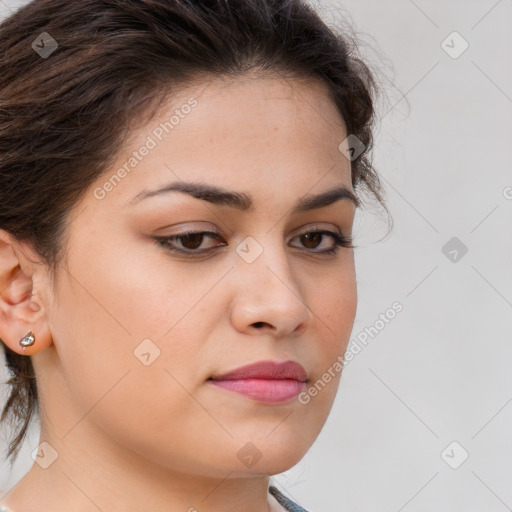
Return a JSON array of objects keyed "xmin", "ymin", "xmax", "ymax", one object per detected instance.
[{"xmin": 269, "ymin": 485, "xmax": 310, "ymax": 512}]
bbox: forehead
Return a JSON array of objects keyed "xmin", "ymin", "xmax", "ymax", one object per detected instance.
[{"xmin": 90, "ymin": 73, "xmax": 353, "ymax": 211}]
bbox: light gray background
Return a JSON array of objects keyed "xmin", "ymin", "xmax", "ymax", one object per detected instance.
[{"xmin": 1, "ymin": 1, "xmax": 511, "ymax": 510}]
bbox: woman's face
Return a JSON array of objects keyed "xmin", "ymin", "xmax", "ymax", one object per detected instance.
[{"xmin": 34, "ymin": 74, "xmax": 357, "ymax": 478}]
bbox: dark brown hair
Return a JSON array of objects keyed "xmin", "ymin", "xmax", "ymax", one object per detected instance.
[{"xmin": 0, "ymin": 0, "xmax": 386, "ymax": 466}]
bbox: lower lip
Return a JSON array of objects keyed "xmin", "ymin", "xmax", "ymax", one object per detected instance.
[{"xmin": 208, "ymin": 378, "xmax": 306, "ymax": 404}]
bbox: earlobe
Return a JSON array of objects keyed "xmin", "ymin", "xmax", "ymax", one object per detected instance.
[{"xmin": 0, "ymin": 230, "xmax": 53, "ymax": 356}]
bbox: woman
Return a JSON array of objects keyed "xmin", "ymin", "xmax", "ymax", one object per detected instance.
[{"xmin": 0, "ymin": 0, "xmax": 386, "ymax": 510}]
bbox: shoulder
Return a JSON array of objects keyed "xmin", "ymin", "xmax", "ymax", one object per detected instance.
[{"xmin": 269, "ymin": 484, "xmax": 311, "ymax": 512}]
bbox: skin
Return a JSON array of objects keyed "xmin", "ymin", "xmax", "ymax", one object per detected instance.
[{"xmin": 0, "ymin": 72, "xmax": 357, "ymax": 512}]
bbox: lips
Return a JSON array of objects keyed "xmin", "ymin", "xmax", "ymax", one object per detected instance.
[
  {"xmin": 209, "ymin": 360, "xmax": 308, "ymax": 382},
  {"xmin": 209, "ymin": 378, "xmax": 305, "ymax": 403}
]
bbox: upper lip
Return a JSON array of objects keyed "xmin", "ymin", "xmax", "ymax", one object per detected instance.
[{"xmin": 209, "ymin": 360, "xmax": 308, "ymax": 382}]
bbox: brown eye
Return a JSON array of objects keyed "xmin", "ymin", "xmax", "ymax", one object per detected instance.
[
  {"xmin": 153, "ymin": 230, "xmax": 226, "ymax": 255},
  {"xmin": 300, "ymin": 232, "xmax": 323, "ymax": 249},
  {"xmin": 154, "ymin": 228, "xmax": 352, "ymax": 258},
  {"xmin": 290, "ymin": 229, "xmax": 353, "ymax": 253},
  {"xmin": 180, "ymin": 233, "xmax": 205, "ymax": 250}
]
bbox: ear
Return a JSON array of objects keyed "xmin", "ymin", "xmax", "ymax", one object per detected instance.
[{"xmin": 0, "ymin": 229, "xmax": 53, "ymax": 356}]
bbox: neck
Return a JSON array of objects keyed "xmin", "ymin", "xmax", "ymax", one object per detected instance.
[{"xmin": 1, "ymin": 423, "xmax": 285, "ymax": 512}]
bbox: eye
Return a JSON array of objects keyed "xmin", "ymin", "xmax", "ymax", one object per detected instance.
[
  {"xmin": 290, "ymin": 229, "xmax": 354, "ymax": 254},
  {"xmin": 153, "ymin": 228, "xmax": 354, "ymax": 257},
  {"xmin": 153, "ymin": 230, "xmax": 226, "ymax": 254}
]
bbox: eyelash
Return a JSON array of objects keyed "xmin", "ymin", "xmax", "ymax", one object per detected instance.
[{"xmin": 153, "ymin": 228, "xmax": 354, "ymax": 257}]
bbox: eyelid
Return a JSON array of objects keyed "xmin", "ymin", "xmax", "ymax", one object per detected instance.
[
  {"xmin": 294, "ymin": 222, "xmax": 343, "ymax": 233},
  {"xmin": 159, "ymin": 222, "xmax": 347, "ymax": 240},
  {"xmin": 156, "ymin": 222, "xmax": 222, "ymax": 237}
]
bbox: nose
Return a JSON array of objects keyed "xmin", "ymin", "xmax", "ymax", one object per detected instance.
[{"xmin": 229, "ymin": 239, "xmax": 314, "ymax": 338}]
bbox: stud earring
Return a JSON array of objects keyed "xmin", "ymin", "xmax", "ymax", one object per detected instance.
[{"xmin": 19, "ymin": 331, "xmax": 35, "ymax": 351}]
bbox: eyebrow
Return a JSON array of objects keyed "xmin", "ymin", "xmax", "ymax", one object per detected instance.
[{"xmin": 127, "ymin": 181, "xmax": 360, "ymax": 211}]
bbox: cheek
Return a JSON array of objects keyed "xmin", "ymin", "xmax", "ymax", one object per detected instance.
[
  {"xmin": 314, "ymin": 261, "xmax": 357, "ymax": 347},
  {"xmin": 297, "ymin": 262, "xmax": 356, "ymax": 400},
  {"xmin": 47, "ymin": 270, "xmax": 209, "ymax": 463},
  {"xmin": 47, "ymin": 244, "xmax": 221, "ymax": 409}
]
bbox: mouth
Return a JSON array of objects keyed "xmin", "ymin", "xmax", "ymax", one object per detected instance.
[
  {"xmin": 207, "ymin": 360, "xmax": 308, "ymax": 404},
  {"xmin": 209, "ymin": 359, "xmax": 308, "ymax": 382},
  {"xmin": 207, "ymin": 377, "xmax": 306, "ymax": 404}
]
